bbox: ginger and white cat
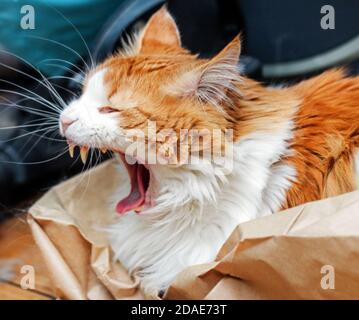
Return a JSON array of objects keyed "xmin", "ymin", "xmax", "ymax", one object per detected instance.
[{"xmin": 59, "ymin": 7, "xmax": 359, "ymax": 294}]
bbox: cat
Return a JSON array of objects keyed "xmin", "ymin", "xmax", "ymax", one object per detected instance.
[{"xmin": 59, "ymin": 7, "xmax": 359, "ymax": 295}]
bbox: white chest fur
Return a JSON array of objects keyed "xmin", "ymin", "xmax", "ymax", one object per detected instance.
[{"xmin": 107, "ymin": 127, "xmax": 296, "ymax": 294}]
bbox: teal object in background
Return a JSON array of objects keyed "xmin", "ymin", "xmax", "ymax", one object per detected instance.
[{"xmin": 0, "ymin": 0, "xmax": 123, "ymax": 76}]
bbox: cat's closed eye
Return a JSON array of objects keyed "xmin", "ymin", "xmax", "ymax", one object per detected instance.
[{"xmin": 98, "ymin": 106, "xmax": 119, "ymax": 114}]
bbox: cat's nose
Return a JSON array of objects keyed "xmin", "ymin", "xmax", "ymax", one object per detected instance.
[{"xmin": 60, "ymin": 114, "xmax": 77, "ymax": 134}]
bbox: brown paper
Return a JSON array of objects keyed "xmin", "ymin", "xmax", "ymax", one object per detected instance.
[{"xmin": 28, "ymin": 159, "xmax": 359, "ymax": 299}]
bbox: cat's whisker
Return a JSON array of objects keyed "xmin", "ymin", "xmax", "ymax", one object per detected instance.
[
  {"xmin": 44, "ymin": 4, "xmax": 94, "ymax": 70},
  {"xmin": 0, "ymin": 125, "xmax": 59, "ymax": 143},
  {"xmin": 50, "ymin": 82, "xmax": 79, "ymax": 98},
  {"xmin": 16, "ymin": 129, "xmax": 65, "ymax": 167},
  {"xmin": 71, "ymin": 147, "xmax": 93, "ymax": 198},
  {"xmin": 0, "ymin": 88, "xmax": 61, "ymax": 114},
  {"xmin": 0, "ymin": 146, "xmax": 69, "ymax": 165},
  {"xmin": 1, "ymin": 103, "xmax": 58, "ymax": 120},
  {"xmin": 0, "ymin": 102, "xmax": 60, "ymax": 122},
  {"xmin": 21, "ymin": 126, "xmax": 61, "ymax": 159},
  {"xmin": 41, "ymin": 63, "xmax": 81, "ymax": 78},
  {"xmin": 39, "ymin": 58, "xmax": 86, "ymax": 77},
  {"xmin": 0, "ymin": 72, "xmax": 64, "ymax": 112},
  {"xmin": 46, "ymin": 75, "xmax": 84, "ymax": 84},
  {"xmin": 78, "ymin": 148, "xmax": 100, "ymax": 200},
  {"xmin": 47, "ymin": 124, "xmax": 63, "ymax": 139},
  {"xmin": 25, "ymin": 35, "xmax": 91, "ymax": 72},
  {"xmin": 0, "ymin": 76, "xmax": 63, "ymax": 107},
  {"xmin": 0, "ymin": 9, "xmax": 103, "ymax": 195},
  {"xmin": 0, "ymin": 50, "xmax": 68, "ymax": 109},
  {"xmin": 31, "ymin": 133, "xmax": 64, "ymax": 142},
  {"xmin": 0, "ymin": 122, "xmax": 57, "ymax": 130},
  {"xmin": 0, "ymin": 98, "xmax": 57, "ymax": 117},
  {"xmin": 0, "ymin": 97, "xmax": 58, "ymax": 125}
]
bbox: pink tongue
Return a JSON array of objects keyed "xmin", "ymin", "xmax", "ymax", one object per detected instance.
[{"xmin": 116, "ymin": 158, "xmax": 146, "ymax": 214}]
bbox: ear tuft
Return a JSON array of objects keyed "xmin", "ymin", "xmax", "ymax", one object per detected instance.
[
  {"xmin": 196, "ymin": 36, "xmax": 241, "ymax": 106},
  {"xmin": 169, "ymin": 35, "xmax": 242, "ymax": 110},
  {"xmin": 140, "ymin": 6, "xmax": 181, "ymax": 51}
]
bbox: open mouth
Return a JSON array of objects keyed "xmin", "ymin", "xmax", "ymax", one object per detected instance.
[
  {"xmin": 66, "ymin": 141, "xmax": 151, "ymax": 215},
  {"xmin": 116, "ymin": 153, "xmax": 150, "ymax": 214}
]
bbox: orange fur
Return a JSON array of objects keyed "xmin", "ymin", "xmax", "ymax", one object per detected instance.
[
  {"xmin": 91, "ymin": 9, "xmax": 359, "ymax": 211},
  {"xmin": 283, "ymin": 69, "xmax": 359, "ymax": 208}
]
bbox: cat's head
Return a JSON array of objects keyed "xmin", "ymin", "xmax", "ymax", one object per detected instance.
[{"xmin": 59, "ymin": 7, "xmax": 240, "ymax": 216}]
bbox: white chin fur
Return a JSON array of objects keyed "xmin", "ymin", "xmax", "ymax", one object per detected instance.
[{"xmin": 106, "ymin": 123, "xmax": 296, "ymax": 294}]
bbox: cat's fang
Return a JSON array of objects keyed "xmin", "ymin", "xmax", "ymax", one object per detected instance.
[
  {"xmin": 80, "ymin": 146, "xmax": 89, "ymax": 164},
  {"xmin": 68, "ymin": 145, "xmax": 75, "ymax": 158},
  {"xmin": 134, "ymin": 206, "xmax": 143, "ymax": 213}
]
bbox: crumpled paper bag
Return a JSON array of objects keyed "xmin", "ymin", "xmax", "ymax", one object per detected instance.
[{"xmin": 28, "ymin": 159, "xmax": 359, "ymax": 299}]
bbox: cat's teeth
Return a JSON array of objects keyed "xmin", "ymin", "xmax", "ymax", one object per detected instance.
[
  {"xmin": 134, "ymin": 206, "xmax": 143, "ymax": 213},
  {"xmin": 68, "ymin": 145, "xmax": 75, "ymax": 158},
  {"xmin": 80, "ymin": 146, "xmax": 89, "ymax": 164},
  {"xmin": 101, "ymin": 148, "xmax": 107, "ymax": 154}
]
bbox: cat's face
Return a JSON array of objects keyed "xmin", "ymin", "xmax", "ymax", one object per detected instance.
[{"xmin": 59, "ymin": 7, "xmax": 241, "ymax": 215}]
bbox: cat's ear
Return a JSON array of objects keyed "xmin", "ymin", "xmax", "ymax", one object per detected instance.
[
  {"xmin": 170, "ymin": 36, "xmax": 241, "ymax": 107},
  {"xmin": 139, "ymin": 6, "xmax": 181, "ymax": 51}
]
